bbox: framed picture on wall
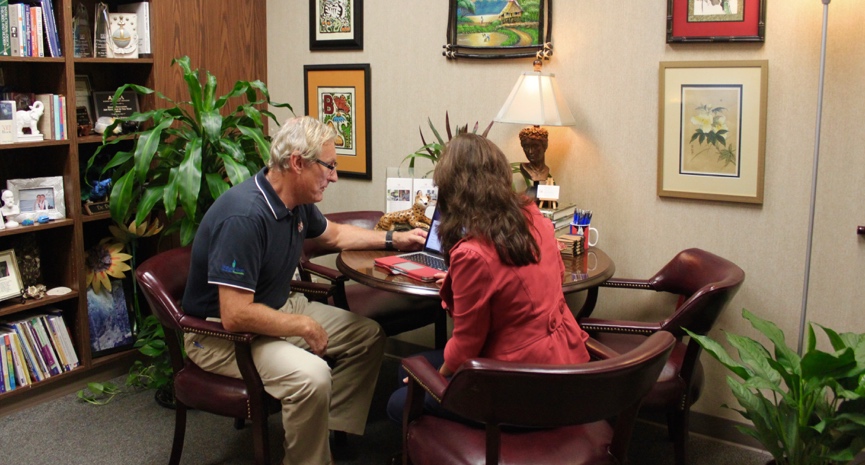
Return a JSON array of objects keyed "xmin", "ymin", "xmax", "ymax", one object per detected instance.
[
  {"xmin": 443, "ymin": 0, "xmax": 553, "ymax": 59},
  {"xmin": 304, "ymin": 64, "xmax": 372, "ymax": 180},
  {"xmin": 667, "ymin": 0, "xmax": 766, "ymax": 43},
  {"xmin": 657, "ymin": 60, "xmax": 768, "ymax": 204},
  {"xmin": 309, "ymin": 0, "xmax": 363, "ymax": 50}
]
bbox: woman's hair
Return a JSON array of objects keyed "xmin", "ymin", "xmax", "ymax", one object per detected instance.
[
  {"xmin": 433, "ymin": 133, "xmax": 539, "ymax": 266},
  {"xmin": 268, "ymin": 116, "xmax": 336, "ymax": 171}
]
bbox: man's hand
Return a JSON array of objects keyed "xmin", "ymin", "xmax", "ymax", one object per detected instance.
[
  {"xmin": 394, "ymin": 228, "xmax": 427, "ymax": 251},
  {"xmin": 302, "ymin": 316, "xmax": 329, "ymax": 356}
]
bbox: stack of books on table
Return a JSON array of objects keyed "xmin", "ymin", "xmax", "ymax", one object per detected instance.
[
  {"xmin": 557, "ymin": 234, "xmax": 583, "ymax": 257},
  {"xmin": 540, "ymin": 203, "xmax": 575, "ymax": 233}
]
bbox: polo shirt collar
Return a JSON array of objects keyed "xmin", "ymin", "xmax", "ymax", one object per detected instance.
[{"xmin": 255, "ymin": 168, "xmax": 292, "ymax": 220}]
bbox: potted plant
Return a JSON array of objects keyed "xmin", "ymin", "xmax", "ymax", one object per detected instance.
[
  {"xmin": 402, "ymin": 112, "xmax": 494, "ymax": 176},
  {"xmin": 686, "ymin": 309, "xmax": 865, "ymax": 465},
  {"xmin": 79, "ymin": 56, "xmax": 291, "ymax": 405}
]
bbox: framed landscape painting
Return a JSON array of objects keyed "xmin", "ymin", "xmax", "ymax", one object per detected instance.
[
  {"xmin": 304, "ymin": 64, "xmax": 372, "ymax": 180},
  {"xmin": 657, "ymin": 61, "xmax": 768, "ymax": 204},
  {"xmin": 667, "ymin": 0, "xmax": 766, "ymax": 43},
  {"xmin": 443, "ymin": 0, "xmax": 552, "ymax": 59}
]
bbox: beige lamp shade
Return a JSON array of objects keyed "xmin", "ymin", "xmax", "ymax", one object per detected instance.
[{"xmin": 494, "ymin": 71, "xmax": 576, "ymax": 127}]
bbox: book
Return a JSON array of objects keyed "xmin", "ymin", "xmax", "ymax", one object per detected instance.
[
  {"xmin": 0, "ymin": 0, "xmax": 10, "ymax": 56},
  {"xmin": 42, "ymin": 314, "xmax": 74, "ymax": 371},
  {"xmin": 46, "ymin": 312, "xmax": 78, "ymax": 368},
  {"xmin": 34, "ymin": 93, "xmax": 55, "ymax": 139},
  {"xmin": 9, "ymin": 3, "xmax": 24, "ymax": 56},
  {"xmin": 539, "ymin": 204, "xmax": 576, "ymax": 222},
  {"xmin": 21, "ymin": 3, "xmax": 29, "ymax": 56},
  {"xmin": 29, "ymin": 5, "xmax": 41, "ymax": 57},
  {"xmin": 2, "ymin": 332, "xmax": 14, "ymax": 391},
  {"xmin": 4, "ymin": 322, "xmax": 43, "ymax": 382},
  {"xmin": 11, "ymin": 331, "xmax": 32, "ymax": 385},
  {"xmin": 58, "ymin": 94, "xmax": 66, "ymax": 140},
  {"xmin": 38, "ymin": 0, "xmax": 60, "ymax": 57},
  {"xmin": 38, "ymin": 315, "xmax": 67, "ymax": 371},
  {"xmin": 0, "ymin": 337, "xmax": 8, "ymax": 392},
  {"xmin": 0, "ymin": 100, "xmax": 16, "ymax": 144},
  {"xmin": 2, "ymin": 329, "xmax": 30, "ymax": 387},
  {"xmin": 29, "ymin": 316, "xmax": 60, "ymax": 376},
  {"xmin": 116, "ymin": 1, "xmax": 150, "ymax": 56},
  {"xmin": 12, "ymin": 320, "xmax": 47, "ymax": 380}
]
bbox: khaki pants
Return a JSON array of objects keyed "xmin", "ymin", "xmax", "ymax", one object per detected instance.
[{"xmin": 184, "ymin": 293, "xmax": 386, "ymax": 465}]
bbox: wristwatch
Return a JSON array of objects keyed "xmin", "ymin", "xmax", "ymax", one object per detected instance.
[{"xmin": 385, "ymin": 230, "xmax": 395, "ymax": 250}]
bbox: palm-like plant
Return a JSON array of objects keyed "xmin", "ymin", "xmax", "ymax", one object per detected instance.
[
  {"xmin": 86, "ymin": 56, "xmax": 292, "ymax": 245},
  {"xmin": 403, "ymin": 112, "xmax": 493, "ymax": 176}
]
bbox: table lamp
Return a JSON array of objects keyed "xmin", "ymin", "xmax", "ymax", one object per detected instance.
[{"xmin": 494, "ymin": 59, "xmax": 576, "ymax": 189}]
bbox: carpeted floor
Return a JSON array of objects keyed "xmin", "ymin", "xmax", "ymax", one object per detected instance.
[{"xmin": 0, "ymin": 353, "xmax": 770, "ymax": 464}]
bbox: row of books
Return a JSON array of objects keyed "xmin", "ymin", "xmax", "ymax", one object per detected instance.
[
  {"xmin": 0, "ymin": 311, "xmax": 79, "ymax": 393},
  {"xmin": 0, "ymin": 0, "xmax": 61, "ymax": 57},
  {"xmin": 0, "ymin": 92, "xmax": 68, "ymax": 144}
]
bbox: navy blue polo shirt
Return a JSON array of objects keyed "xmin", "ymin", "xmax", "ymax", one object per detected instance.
[{"xmin": 182, "ymin": 168, "xmax": 327, "ymax": 319}]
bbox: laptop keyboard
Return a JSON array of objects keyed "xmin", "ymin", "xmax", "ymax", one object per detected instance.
[{"xmin": 402, "ymin": 253, "xmax": 448, "ymax": 272}]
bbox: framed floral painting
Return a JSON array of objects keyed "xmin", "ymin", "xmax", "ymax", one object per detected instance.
[
  {"xmin": 667, "ymin": 0, "xmax": 766, "ymax": 43},
  {"xmin": 657, "ymin": 61, "xmax": 768, "ymax": 204},
  {"xmin": 443, "ymin": 0, "xmax": 553, "ymax": 59}
]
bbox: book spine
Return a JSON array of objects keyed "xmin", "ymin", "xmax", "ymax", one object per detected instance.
[
  {"xmin": 9, "ymin": 4, "xmax": 20, "ymax": 56},
  {"xmin": 12, "ymin": 332, "xmax": 32, "ymax": 385},
  {"xmin": 58, "ymin": 94, "xmax": 66, "ymax": 140},
  {"xmin": 0, "ymin": 0, "xmax": 9, "ymax": 56},
  {"xmin": 32, "ymin": 5, "xmax": 42, "ymax": 57},
  {"xmin": 28, "ymin": 6, "xmax": 39, "ymax": 57},
  {"xmin": 39, "ymin": 0, "xmax": 58, "ymax": 57},
  {"xmin": 2, "ymin": 334, "xmax": 14, "ymax": 391},
  {"xmin": 47, "ymin": 313, "xmax": 78, "ymax": 367},
  {"xmin": 30, "ymin": 318, "xmax": 59, "ymax": 376},
  {"xmin": 40, "ymin": 316, "xmax": 68, "ymax": 372},
  {"xmin": 9, "ymin": 323, "xmax": 42, "ymax": 382},
  {"xmin": 6, "ymin": 331, "xmax": 30, "ymax": 387},
  {"xmin": 21, "ymin": 4, "xmax": 28, "ymax": 57},
  {"xmin": 52, "ymin": 94, "xmax": 60, "ymax": 139},
  {"xmin": 0, "ymin": 338, "xmax": 7, "ymax": 392}
]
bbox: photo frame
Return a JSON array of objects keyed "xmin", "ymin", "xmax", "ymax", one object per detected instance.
[
  {"xmin": 657, "ymin": 61, "xmax": 767, "ymax": 204},
  {"xmin": 443, "ymin": 0, "xmax": 552, "ymax": 59},
  {"xmin": 7, "ymin": 176, "xmax": 66, "ymax": 219},
  {"xmin": 0, "ymin": 249, "xmax": 24, "ymax": 302},
  {"xmin": 74, "ymin": 75, "xmax": 94, "ymax": 127},
  {"xmin": 667, "ymin": 0, "xmax": 766, "ymax": 43},
  {"xmin": 304, "ymin": 64, "xmax": 372, "ymax": 180},
  {"xmin": 309, "ymin": 0, "xmax": 363, "ymax": 51},
  {"xmin": 87, "ymin": 279, "xmax": 134, "ymax": 357}
]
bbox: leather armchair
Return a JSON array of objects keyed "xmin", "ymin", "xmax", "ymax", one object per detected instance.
[
  {"xmin": 300, "ymin": 210, "xmax": 446, "ymax": 346},
  {"xmin": 135, "ymin": 246, "xmax": 334, "ymax": 465},
  {"xmin": 400, "ymin": 332, "xmax": 677, "ymax": 465},
  {"xmin": 578, "ymin": 248, "xmax": 745, "ymax": 465}
]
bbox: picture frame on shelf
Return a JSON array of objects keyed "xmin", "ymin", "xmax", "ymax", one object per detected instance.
[
  {"xmin": 309, "ymin": 0, "xmax": 363, "ymax": 51},
  {"xmin": 0, "ymin": 249, "xmax": 24, "ymax": 303},
  {"xmin": 443, "ymin": 0, "xmax": 553, "ymax": 59},
  {"xmin": 667, "ymin": 0, "xmax": 766, "ymax": 43},
  {"xmin": 87, "ymin": 279, "xmax": 134, "ymax": 357},
  {"xmin": 74, "ymin": 75, "xmax": 94, "ymax": 129},
  {"xmin": 304, "ymin": 64, "xmax": 372, "ymax": 180},
  {"xmin": 7, "ymin": 176, "xmax": 67, "ymax": 220},
  {"xmin": 105, "ymin": 12, "xmax": 139, "ymax": 58},
  {"xmin": 657, "ymin": 60, "xmax": 768, "ymax": 204}
]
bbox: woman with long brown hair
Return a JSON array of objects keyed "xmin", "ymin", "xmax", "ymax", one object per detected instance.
[{"xmin": 387, "ymin": 133, "xmax": 590, "ymax": 422}]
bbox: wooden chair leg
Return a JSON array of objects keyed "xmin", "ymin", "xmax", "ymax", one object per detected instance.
[
  {"xmin": 434, "ymin": 311, "xmax": 447, "ymax": 349},
  {"xmin": 169, "ymin": 403, "xmax": 188, "ymax": 465},
  {"xmin": 251, "ymin": 412, "xmax": 270, "ymax": 465},
  {"xmin": 669, "ymin": 407, "xmax": 690, "ymax": 465}
]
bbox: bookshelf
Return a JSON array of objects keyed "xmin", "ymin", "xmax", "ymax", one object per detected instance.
[{"xmin": 0, "ymin": 0, "xmax": 268, "ymax": 414}]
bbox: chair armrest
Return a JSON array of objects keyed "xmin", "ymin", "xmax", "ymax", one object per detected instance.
[
  {"xmin": 290, "ymin": 280, "xmax": 337, "ymax": 301},
  {"xmin": 579, "ymin": 317, "xmax": 662, "ymax": 337},
  {"xmin": 600, "ymin": 278, "xmax": 653, "ymax": 290},
  {"xmin": 302, "ymin": 262, "xmax": 348, "ymax": 283},
  {"xmin": 176, "ymin": 314, "xmax": 258, "ymax": 344},
  {"xmin": 585, "ymin": 336, "xmax": 621, "ymax": 360},
  {"xmin": 402, "ymin": 355, "xmax": 448, "ymax": 402}
]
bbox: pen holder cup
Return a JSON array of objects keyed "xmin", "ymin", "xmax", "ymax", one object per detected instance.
[{"xmin": 570, "ymin": 223, "xmax": 599, "ymax": 251}]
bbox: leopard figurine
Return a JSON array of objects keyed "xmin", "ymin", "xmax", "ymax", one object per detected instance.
[{"xmin": 375, "ymin": 191, "xmax": 432, "ymax": 231}]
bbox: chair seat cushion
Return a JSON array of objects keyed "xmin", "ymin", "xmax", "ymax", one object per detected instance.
[
  {"xmin": 407, "ymin": 416, "xmax": 615, "ymax": 465},
  {"xmin": 174, "ymin": 360, "xmax": 279, "ymax": 419},
  {"xmin": 344, "ymin": 284, "xmax": 442, "ymax": 336},
  {"xmin": 592, "ymin": 332, "xmax": 704, "ymax": 408}
]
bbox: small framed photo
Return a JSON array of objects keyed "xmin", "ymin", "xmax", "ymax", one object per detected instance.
[
  {"xmin": 304, "ymin": 64, "xmax": 372, "ymax": 180},
  {"xmin": 0, "ymin": 249, "xmax": 24, "ymax": 302},
  {"xmin": 657, "ymin": 60, "xmax": 768, "ymax": 204},
  {"xmin": 667, "ymin": 0, "xmax": 766, "ymax": 43},
  {"xmin": 309, "ymin": 0, "xmax": 363, "ymax": 51},
  {"xmin": 7, "ymin": 176, "xmax": 66, "ymax": 219}
]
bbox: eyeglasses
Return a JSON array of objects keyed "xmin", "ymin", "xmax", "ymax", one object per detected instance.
[{"xmin": 312, "ymin": 158, "xmax": 338, "ymax": 173}]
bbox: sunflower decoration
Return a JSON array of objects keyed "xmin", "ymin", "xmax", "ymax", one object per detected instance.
[
  {"xmin": 85, "ymin": 238, "xmax": 132, "ymax": 293},
  {"xmin": 109, "ymin": 217, "xmax": 164, "ymax": 244}
]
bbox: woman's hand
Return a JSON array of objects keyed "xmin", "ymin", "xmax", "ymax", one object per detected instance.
[{"xmin": 433, "ymin": 272, "xmax": 447, "ymax": 287}]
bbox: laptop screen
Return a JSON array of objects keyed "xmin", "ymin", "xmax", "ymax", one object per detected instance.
[{"xmin": 424, "ymin": 207, "xmax": 444, "ymax": 254}]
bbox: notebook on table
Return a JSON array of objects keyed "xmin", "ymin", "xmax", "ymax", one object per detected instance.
[{"xmin": 374, "ymin": 207, "xmax": 447, "ymax": 282}]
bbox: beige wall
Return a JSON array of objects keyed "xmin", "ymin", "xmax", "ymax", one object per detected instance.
[{"xmin": 267, "ymin": 1, "xmax": 865, "ymax": 421}]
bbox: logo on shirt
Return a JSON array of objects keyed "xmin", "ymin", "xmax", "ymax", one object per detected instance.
[
  {"xmin": 298, "ymin": 220, "xmax": 304, "ymax": 233},
  {"xmin": 221, "ymin": 260, "xmax": 246, "ymax": 276}
]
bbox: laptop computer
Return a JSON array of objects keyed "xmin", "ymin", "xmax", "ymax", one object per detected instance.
[{"xmin": 374, "ymin": 207, "xmax": 447, "ymax": 282}]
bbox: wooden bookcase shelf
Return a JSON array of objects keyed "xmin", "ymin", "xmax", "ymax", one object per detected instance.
[{"xmin": 0, "ymin": 0, "xmax": 267, "ymax": 415}]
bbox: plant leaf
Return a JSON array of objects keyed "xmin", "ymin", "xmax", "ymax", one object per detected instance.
[
  {"xmin": 109, "ymin": 170, "xmax": 135, "ymax": 224},
  {"xmin": 177, "ymin": 138, "xmax": 203, "ymax": 221}
]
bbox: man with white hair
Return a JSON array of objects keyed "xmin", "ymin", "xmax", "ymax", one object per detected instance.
[{"xmin": 182, "ymin": 116, "xmax": 427, "ymax": 464}]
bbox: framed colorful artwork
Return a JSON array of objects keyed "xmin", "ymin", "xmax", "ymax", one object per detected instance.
[
  {"xmin": 87, "ymin": 279, "xmax": 134, "ymax": 357},
  {"xmin": 309, "ymin": 0, "xmax": 363, "ymax": 50},
  {"xmin": 667, "ymin": 0, "xmax": 766, "ymax": 43},
  {"xmin": 657, "ymin": 61, "xmax": 768, "ymax": 204},
  {"xmin": 443, "ymin": 0, "xmax": 553, "ymax": 59},
  {"xmin": 304, "ymin": 64, "xmax": 372, "ymax": 180}
]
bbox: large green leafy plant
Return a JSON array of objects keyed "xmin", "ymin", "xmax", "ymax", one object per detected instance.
[
  {"xmin": 87, "ymin": 55, "xmax": 292, "ymax": 245},
  {"xmin": 686, "ymin": 309, "xmax": 865, "ymax": 465}
]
